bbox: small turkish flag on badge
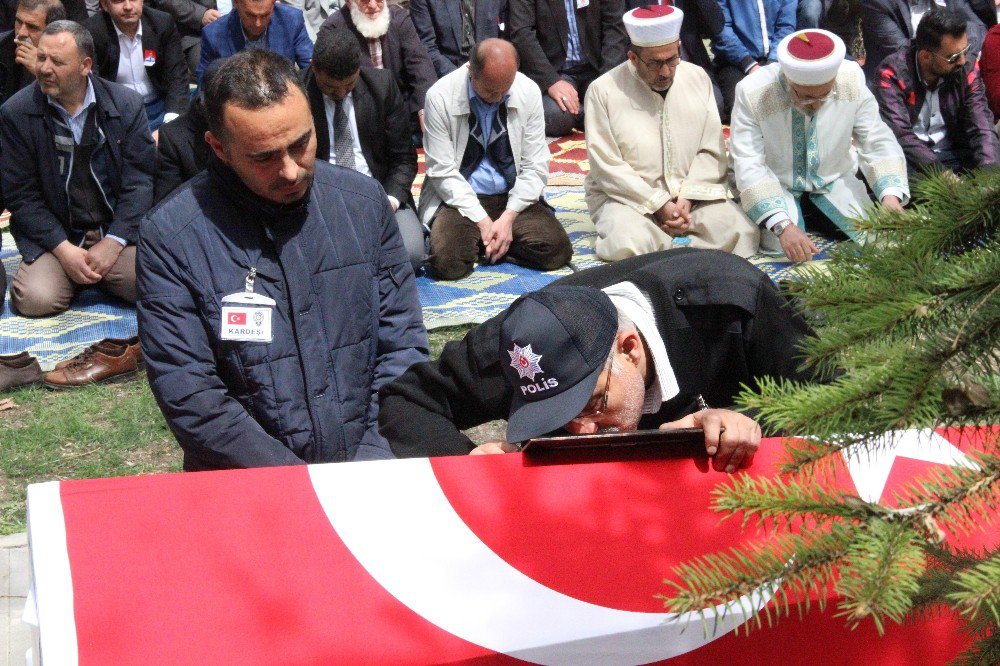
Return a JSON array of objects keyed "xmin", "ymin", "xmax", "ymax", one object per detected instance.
[{"xmin": 228, "ymin": 312, "xmax": 247, "ymax": 325}]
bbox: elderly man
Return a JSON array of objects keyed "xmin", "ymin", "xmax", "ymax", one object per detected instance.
[
  {"xmin": 874, "ymin": 9, "xmax": 1000, "ymax": 175},
  {"xmin": 320, "ymin": 0, "xmax": 436, "ymax": 135},
  {"xmin": 86, "ymin": 0, "xmax": 189, "ymax": 132},
  {"xmin": 137, "ymin": 49, "xmax": 428, "ymax": 471},
  {"xmin": 380, "ymin": 248, "xmax": 819, "ymax": 471},
  {"xmin": 0, "ymin": 0, "xmax": 64, "ymax": 105},
  {"xmin": 197, "ymin": 0, "xmax": 312, "ymax": 81},
  {"xmin": 508, "ymin": 0, "xmax": 626, "ymax": 136},
  {"xmin": 731, "ymin": 29, "xmax": 909, "ymax": 263},
  {"xmin": 420, "ymin": 38, "xmax": 572, "ymax": 280},
  {"xmin": 306, "ymin": 27, "xmax": 424, "ymax": 271},
  {"xmin": 0, "ymin": 21, "xmax": 154, "ymax": 330},
  {"xmin": 585, "ymin": 5, "xmax": 758, "ymax": 262}
]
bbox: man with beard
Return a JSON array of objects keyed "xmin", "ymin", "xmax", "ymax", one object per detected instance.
[
  {"xmin": 197, "ymin": 0, "xmax": 312, "ymax": 82},
  {"xmin": 730, "ymin": 29, "xmax": 909, "ymax": 263},
  {"xmin": 584, "ymin": 5, "xmax": 758, "ymax": 262},
  {"xmin": 320, "ymin": 0, "xmax": 436, "ymax": 134},
  {"xmin": 874, "ymin": 9, "xmax": 1000, "ymax": 175},
  {"xmin": 136, "ymin": 49, "xmax": 428, "ymax": 471},
  {"xmin": 380, "ymin": 248, "xmax": 820, "ymax": 471}
]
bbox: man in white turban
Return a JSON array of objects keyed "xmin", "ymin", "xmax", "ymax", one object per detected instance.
[
  {"xmin": 584, "ymin": 4, "xmax": 759, "ymax": 262},
  {"xmin": 730, "ymin": 29, "xmax": 909, "ymax": 262}
]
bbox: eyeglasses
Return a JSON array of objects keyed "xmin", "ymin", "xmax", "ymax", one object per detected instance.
[
  {"xmin": 931, "ymin": 43, "xmax": 971, "ymax": 65},
  {"xmin": 575, "ymin": 356, "xmax": 613, "ymax": 421},
  {"xmin": 635, "ymin": 54, "xmax": 681, "ymax": 71},
  {"xmin": 789, "ymin": 86, "xmax": 837, "ymax": 105}
]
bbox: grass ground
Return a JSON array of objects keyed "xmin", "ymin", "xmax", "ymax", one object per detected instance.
[{"xmin": 0, "ymin": 325, "xmax": 474, "ymax": 535}]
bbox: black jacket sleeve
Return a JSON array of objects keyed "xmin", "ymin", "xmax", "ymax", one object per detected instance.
[
  {"xmin": 154, "ymin": 122, "xmax": 186, "ymax": 203},
  {"xmin": 380, "ymin": 314, "xmax": 513, "ymax": 458},
  {"xmin": 379, "ymin": 75, "xmax": 419, "ymax": 205}
]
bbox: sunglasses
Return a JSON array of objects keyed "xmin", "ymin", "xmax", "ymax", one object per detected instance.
[{"xmin": 931, "ymin": 43, "xmax": 971, "ymax": 65}]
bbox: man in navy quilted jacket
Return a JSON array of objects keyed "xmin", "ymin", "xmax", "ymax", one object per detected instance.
[{"xmin": 136, "ymin": 49, "xmax": 428, "ymax": 471}]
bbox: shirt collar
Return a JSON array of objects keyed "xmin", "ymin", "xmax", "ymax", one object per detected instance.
[
  {"xmin": 47, "ymin": 76, "xmax": 96, "ymax": 122},
  {"xmin": 112, "ymin": 18, "xmax": 142, "ymax": 41},
  {"xmin": 602, "ymin": 282, "xmax": 679, "ymax": 413}
]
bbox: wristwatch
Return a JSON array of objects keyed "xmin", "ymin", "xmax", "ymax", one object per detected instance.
[{"xmin": 771, "ymin": 219, "xmax": 793, "ymax": 237}]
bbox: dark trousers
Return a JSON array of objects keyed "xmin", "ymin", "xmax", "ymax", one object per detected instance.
[
  {"xmin": 0, "ymin": 257, "xmax": 6, "ymax": 313},
  {"xmin": 428, "ymin": 194, "xmax": 573, "ymax": 280},
  {"xmin": 543, "ymin": 63, "xmax": 598, "ymax": 137},
  {"xmin": 716, "ymin": 58, "xmax": 766, "ymax": 124}
]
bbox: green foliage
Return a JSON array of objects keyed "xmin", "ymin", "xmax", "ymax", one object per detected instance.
[{"xmin": 663, "ymin": 169, "xmax": 1000, "ymax": 661}]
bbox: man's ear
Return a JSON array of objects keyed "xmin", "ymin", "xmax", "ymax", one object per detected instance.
[
  {"xmin": 205, "ymin": 130, "xmax": 227, "ymax": 163},
  {"xmin": 617, "ymin": 330, "xmax": 643, "ymax": 367}
]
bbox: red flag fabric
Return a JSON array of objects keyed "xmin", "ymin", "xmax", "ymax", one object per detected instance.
[{"xmin": 26, "ymin": 428, "xmax": 997, "ymax": 664}]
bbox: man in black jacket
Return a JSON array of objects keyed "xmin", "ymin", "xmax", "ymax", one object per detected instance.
[
  {"xmin": 409, "ymin": 0, "xmax": 508, "ymax": 78},
  {"xmin": 320, "ymin": 0, "xmax": 437, "ymax": 136},
  {"xmin": 508, "ymin": 0, "xmax": 627, "ymax": 136},
  {"xmin": 0, "ymin": 0, "xmax": 64, "ymax": 105},
  {"xmin": 86, "ymin": 0, "xmax": 189, "ymax": 133},
  {"xmin": 306, "ymin": 27, "xmax": 424, "ymax": 270},
  {"xmin": 380, "ymin": 249, "xmax": 818, "ymax": 471},
  {"xmin": 145, "ymin": 0, "xmax": 216, "ymax": 79},
  {"xmin": 0, "ymin": 20, "xmax": 155, "ymax": 320}
]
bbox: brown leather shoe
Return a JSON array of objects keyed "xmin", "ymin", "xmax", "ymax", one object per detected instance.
[
  {"xmin": 53, "ymin": 336, "xmax": 143, "ymax": 371},
  {"xmin": 0, "ymin": 352, "xmax": 43, "ymax": 392},
  {"xmin": 43, "ymin": 339, "xmax": 143, "ymax": 389}
]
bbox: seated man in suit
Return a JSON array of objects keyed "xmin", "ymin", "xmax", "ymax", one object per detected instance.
[
  {"xmin": 145, "ymin": 0, "xmax": 218, "ymax": 79},
  {"xmin": 154, "ymin": 57, "xmax": 222, "ymax": 202},
  {"xmin": 419, "ymin": 38, "xmax": 572, "ymax": 280},
  {"xmin": 197, "ymin": 0, "xmax": 312, "ymax": 82},
  {"xmin": 319, "ymin": 0, "xmax": 436, "ymax": 135},
  {"xmin": 874, "ymin": 9, "xmax": 999, "ymax": 174},
  {"xmin": 0, "ymin": 0, "xmax": 64, "ymax": 106},
  {"xmin": 379, "ymin": 249, "xmax": 820, "ymax": 470},
  {"xmin": 86, "ymin": 0, "xmax": 189, "ymax": 132},
  {"xmin": 508, "ymin": 0, "xmax": 626, "ymax": 137},
  {"xmin": 306, "ymin": 27, "xmax": 424, "ymax": 271},
  {"xmin": 860, "ymin": 0, "xmax": 987, "ymax": 85},
  {"xmin": 0, "ymin": 21, "xmax": 155, "ymax": 328},
  {"xmin": 409, "ymin": 0, "xmax": 507, "ymax": 78}
]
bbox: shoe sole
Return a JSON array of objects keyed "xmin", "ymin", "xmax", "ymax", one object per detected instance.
[{"xmin": 43, "ymin": 368, "xmax": 143, "ymax": 391}]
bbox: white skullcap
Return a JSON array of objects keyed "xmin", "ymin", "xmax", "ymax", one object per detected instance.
[
  {"xmin": 623, "ymin": 4, "xmax": 684, "ymax": 48},
  {"xmin": 777, "ymin": 29, "xmax": 846, "ymax": 85}
]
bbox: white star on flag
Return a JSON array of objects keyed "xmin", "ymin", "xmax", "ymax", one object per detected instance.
[
  {"xmin": 841, "ymin": 428, "xmax": 979, "ymax": 503},
  {"xmin": 508, "ymin": 344, "xmax": 543, "ymax": 381}
]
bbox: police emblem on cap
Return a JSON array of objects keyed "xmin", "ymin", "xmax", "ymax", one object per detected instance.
[{"xmin": 508, "ymin": 343, "xmax": 543, "ymax": 381}]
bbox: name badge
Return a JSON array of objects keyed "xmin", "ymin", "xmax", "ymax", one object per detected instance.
[
  {"xmin": 220, "ymin": 292, "xmax": 275, "ymax": 343},
  {"xmin": 143, "ymin": 49, "xmax": 157, "ymax": 66}
]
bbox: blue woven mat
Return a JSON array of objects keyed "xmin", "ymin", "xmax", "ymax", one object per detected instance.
[{"xmin": 0, "ymin": 187, "xmax": 837, "ymax": 368}]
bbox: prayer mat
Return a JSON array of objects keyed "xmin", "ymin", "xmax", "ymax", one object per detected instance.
[{"xmin": 0, "ymin": 232, "xmax": 137, "ymax": 371}]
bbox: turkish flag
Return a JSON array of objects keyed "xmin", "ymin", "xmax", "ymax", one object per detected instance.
[
  {"xmin": 227, "ymin": 312, "xmax": 246, "ymax": 325},
  {"xmin": 26, "ymin": 428, "xmax": 996, "ymax": 664}
]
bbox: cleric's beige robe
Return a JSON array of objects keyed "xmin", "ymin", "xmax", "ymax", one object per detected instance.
[{"xmin": 584, "ymin": 61, "xmax": 758, "ymax": 261}]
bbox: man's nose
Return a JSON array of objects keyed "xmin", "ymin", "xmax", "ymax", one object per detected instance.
[{"xmin": 278, "ymin": 154, "xmax": 298, "ymax": 181}]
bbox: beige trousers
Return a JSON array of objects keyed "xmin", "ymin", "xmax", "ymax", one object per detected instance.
[{"xmin": 592, "ymin": 199, "xmax": 760, "ymax": 262}]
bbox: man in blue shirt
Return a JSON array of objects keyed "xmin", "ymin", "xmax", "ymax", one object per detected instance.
[
  {"xmin": 712, "ymin": 0, "xmax": 796, "ymax": 121},
  {"xmin": 418, "ymin": 38, "xmax": 572, "ymax": 280}
]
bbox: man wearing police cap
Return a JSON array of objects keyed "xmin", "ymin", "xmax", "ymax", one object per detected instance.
[
  {"xmin": 730, "ymin": 28, "xmax": 909, "ymax": 263},
  {"xmin": 584, "ymin": 4, "xmax": 758, "ymax": 262},
  {"xmin": 379, "ymin": 248, "xmax": 820, "ymax": 473}
]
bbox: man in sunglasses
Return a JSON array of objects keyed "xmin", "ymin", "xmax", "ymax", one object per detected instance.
[
  {"xmin": 874, "ymin": 8, "xmax": 1000, "ymax": 176},
  {"xmin": 380, "ymin": 248, "xmax": 820, "ymax": 473},
  {"xmin": 584, "ymin": 5, "xmax": 759, "ymax": 262},
  {"xmin": 730, "ymin": 28, "xmax": 909, "ymax": 263}
]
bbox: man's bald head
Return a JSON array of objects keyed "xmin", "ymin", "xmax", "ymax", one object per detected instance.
[{"xmin": 469, "ymin": 38, "xmax": 519, "ymax": 104}]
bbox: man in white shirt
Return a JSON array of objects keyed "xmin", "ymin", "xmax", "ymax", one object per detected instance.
[
  {"xmin": 86, "ymin": 0, "xmax": 189, "ymax": 133},
  {"xmin": 305, "ymin": 27, "xmax": 425, "ymax": 270},
  {"xmin": 731, "ymin": 29, "xmax": 909, "ymax": 262}
]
